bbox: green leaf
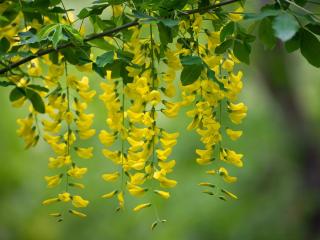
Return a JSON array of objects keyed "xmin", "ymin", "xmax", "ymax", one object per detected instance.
[
  {"xmin": 0, "ymin": 38, "xmax": 10, "ymax": 53},
  {"xmin": 87, "ymin": 38, "xmax": 116, "ymax": 51},
  {"xmin": 259, "ymin": 18, "xmax": 277, "ymax": 49},
  {"xmin": 244, "ymin": 9, "xmax": 280, "ymax": 21},
  {"xmin": 180, "ymin": 55, "xmax": 202, "ymax": 66},
  {"xmin": 294, "ymin": 0, "xmax": 307, "ymax": 6},
  {"xmin": 78, "ymin": 8, "xmax": 90, "ymax": 19},
  {"xmin": 220, "ymin": 22, "xmax": 235, "ymax": 42},
  {"xmin": 0, "ymin": 15, "xmax": 8, "ymax": 22},
  {"xmin": 180, "ymin": 65, "xmax": 203, "ymax": 86},
  {"xmin": 158, "ymin": 22, "xmax": 173, "ymax": 46},
  {"xmin": 96, "ymin": 51, "xmax": 114, "ymax": 67},
  {"xmin": 28, "ymin": 84, "xmax": 49, "ymax": 92},
  {"xmin": 62, "ymin": 25, "xmax": 83, "ymax": 45},
  {"xmin": 306, "ymin": 23, "xmax": 320, "ymax": 36},
  {"xmin": 300, "ymin": 29, "xmax": 320, "ymax": 68},
  {"xmin": 10, "ymin": 87, "xmax": 25, "ymax": 101},
  {"xmin": 160, "ymin": 19, "xmax": 179, "ymax": 28},
  {"xmin": 60, "ymin": 45, "xmax": 91, "ymax": 65},
  {"xmin": 207, "ymin": 69, "xmax": 226, "ymax": 91},
  {"xmin": 233, "ymin": 40, "xmax": 250, "ymax": 64},
  {"xmin": 120, "ymin": 62, "xmax": 134, "ymax": 84},
  {"xmin": 51, "ymin": 25, "xmax": 64, "ymax": 49},
  {"xmin": 37, "ymin": 23, "xmax": 58, "ymax": 40},
  {"xmin": 272, "ymin": 13, "xmax": 299, "ymax": 41},
  {"xmin": 285, "ymin": 31, "xmax": 300, "ymax": 53},
  {"xmin": 215, "ymin": 39, "xmax": 233, "ymax": 54},
  {"xmin": 25, "ymin": 89, "xmax": 45, "ymax": 113},
  {"xmin": 0, "ymin": 81, "xmax": 15, "ymax": 87}
]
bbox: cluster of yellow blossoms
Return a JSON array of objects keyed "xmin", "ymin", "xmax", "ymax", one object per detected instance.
[
  {"xmin": 2, "ymin": 0, "xmax": 247, "ymax": 225},
  {"xmin": 180, "ymin": 13, "xmax": 247, "ymax": 200},
  {"xmin": 99, "ymin": 26, "xmax": 179, "ymax": 223},
  {"xmin": 41, "ymin": 66, "xmax": 96, "ymax": 220}
]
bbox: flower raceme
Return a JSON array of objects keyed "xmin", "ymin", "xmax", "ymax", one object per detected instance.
[{"xmin": 6, "ymin": 1, "xmax": 247, "ymax": 226}]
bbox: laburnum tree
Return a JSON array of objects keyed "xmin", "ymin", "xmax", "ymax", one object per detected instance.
[{"xmin": 0, "ymin": 0, "xmax": 319, "ymax": 228}]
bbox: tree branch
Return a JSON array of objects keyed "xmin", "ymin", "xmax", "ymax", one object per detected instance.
[
  {"xmin": 0, "ymin": 0, "xmax": 240, "ymax": 75},
  {"xmin": 181, "ymin": 0, "xmax": 240, "ymax": 15}
]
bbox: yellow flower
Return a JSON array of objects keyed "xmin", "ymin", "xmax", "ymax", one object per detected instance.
[
  {"xmin": 229, "ymin": 7, "xmax": 244, "ymax": 22},
  {"xmin": 148, "ymin": 90, "xmax": 161, "ymax": 106},
  {"xmin": 160, "ymin": 138, "xmax": 177, "ymax": 148},
  {"xmin": 102, "ymin": 190, "xmax": 118, "ymax": 199},
  {"xmin": 77, "ymin": 76, "xmax": 90, "ymax": 91},
  {"xmin": 228, "ymin": 102, "xmax": 247, "ymax": 124},
  {"xmin": 99, "ymin": 130, "xmax": 116, "ymax": 146},
  {"xmin": 198, "ymin": 182, "xmax": 216, "ymax": 188},
  {"xmin": 156, "ymin": 148, "xmax": 172, "ymax": 161},
  {"xmin": 102, "ymin": 171, "xmax": 120, "ymax": 182},
  {"xmin": 44, "ymin": 174, "xmax": 62, "ymax": 188},
  {"xmin": 75, "ymin": 147, "xmax": 94, "ymax": 159},
  {"xmin": 158, "ymin": 160, "xmax": 176, "ymax": 173},
  {"xmin": 133, "ymin": 203, "xmax": 152, "ymax": 212},
  {"xmin": 218, "ymin": 167, "xmax": 237, "ymax": 183},
  {"xmin": 222, "ymin": 59, "xmax": 234, "ymax": 72},
  {"xmin": 161, "ymin": 101, "xmax": 181, "ymax": 118},
  {"xmin": 12, "ymin": 97, "xmax": 26, "ymax": 108},
  {"xmin": 196, "ymin": 148, "xmax": 213, "ymax": 165},
  {"xmin": 49, "ymin": 213, "xmax": 61, "ymax": 217},
  {"xmin": 161, "ymin": 131, "xmax": 179, "ymax": 139},
  {"xmin": 79, "ymin": 90, "xmax": 96, "ymax": 102},
  {"xmin": 58, "ymin": 192, "xmax": 71, "ymax": 202},
  {"xmin": 48, "ymin": 155, "xmax": 71, "ymax": 168},
  {"xmin": 68, "ymin": 166, "xmax": 88, "ymax": 178},
  {"xmin": 206, "ymin": 170, "xmax": 216, "ymax": 175},
  {"xmin": 72, "ymin": 195, "xmax": 89, "ymax": 208},
  {"xmin": 42, "ymin": 197, "xmax": 59, "ymax": 206},
  {"xmin": 129, "ymin": 173, "xmax": 146, "ymax": 185},
  {"xmin": 221, "ymin": 189, "xmax": 238, "ymax": 200},
  {"xmin": 220, "ymin": 149, "xmax": 243, "ymax": 167},
  {"xmin": 27, "ymin": 59, "xmax": 42, "ymax": 77},
  {"xmin": 127, "ymin": 137, "xmax": 144, "ymax": 151},
  {"xmin": 69, "ymin": 209, "xmax": 87, "ymax": 218},
  {"xmin": 113, "ymin": 4, "xmax": 123, "ymax": 17},
  {"xmin": 69, "ymin": 182, "xmax": 85, "ymax": 189},
  {"xmin": 117, "ymin": 191, "xmax": 124, "ymax": 209},
  {"xmin": 127, "ymin": 110, "xmax": 144, "ymax": 123},
  {"xmin": 64, "ymin": 111, "xmax": 73, "ymax": 124},
  {"xmin": 127, "ymin": 183, "xmax": 147, "ymax": 197},
  {"xmin": 154, "ymin": 190, "xmax": 170, "ymax": 199},
  {"xmin": 78, "ymin": 129, "xmax": 96, "ymax": 139},
  {"xmin": 154, "ymin": 173, "xmax": 177, "ymax": 188},
  {"xmin": 163, "ymin": 83, "xmax": 176, "ymax": 97},
  {"xmin": 226, "ymin": 129, "xmax": 242, "ymax": 141}
]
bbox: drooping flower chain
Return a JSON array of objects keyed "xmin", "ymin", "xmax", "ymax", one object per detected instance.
[{"xmin": 6, "ymin": 2, "xmax": 247, "ymax": 225}]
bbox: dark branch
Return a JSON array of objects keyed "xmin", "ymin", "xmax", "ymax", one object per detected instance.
[
  {"xmin": 181, "ymin": 0, "xmax": 240, "ymax": 15},
  {"xmin": 0, "ymin": 0, "xmax": 240, "ymax": 75}
]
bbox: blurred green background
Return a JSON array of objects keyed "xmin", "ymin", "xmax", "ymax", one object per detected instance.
[{"xmin": 1, "ymin": 1, "xmax": 320, "ymax": 240}]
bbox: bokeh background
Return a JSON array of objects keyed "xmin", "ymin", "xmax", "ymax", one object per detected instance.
[{"xmin": 1, "ymin": 1, "xmax": 320, "ymax": 240}]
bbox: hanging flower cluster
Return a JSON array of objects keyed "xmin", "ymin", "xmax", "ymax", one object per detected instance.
[
  {"xmin": 179, "ymin": 12, "xmax": 247, "ymax": 200},
  {"xmin": 41, "ymin": 60, "xmax": 96, "ymax": 220},
  {"xmin": 99, "ymin": 25, "xmax": 179, "ymax": 223},
  {"xmin": 0, "ymin": 0, "xmax": 248, "ymax": 226}
]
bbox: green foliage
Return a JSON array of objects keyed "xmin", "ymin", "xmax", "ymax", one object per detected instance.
[
  {"xmin": 0, "ymin": 0, "xmax": 319, "ymax": 119},
  {"xmin": 252, "ymin": 3, "xmax": 320, "ymax": 68},
  {"xmin": 233, "ymin": 40, "xmax": 250, "ymax": 64},
  {"xmin": 25, "ymin": 88, "xmax": 45, "ymax": 113},
  {"xmin": 180, "ymin": 56, "xmax": 203, "ymax": 86},
  {"xmin": 300, "ymin": 29, "xmax": 320, "ymax": 68},
  {"xmin": 272, "ymin": 13, "xmax": 299, "ymax": 42}
]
